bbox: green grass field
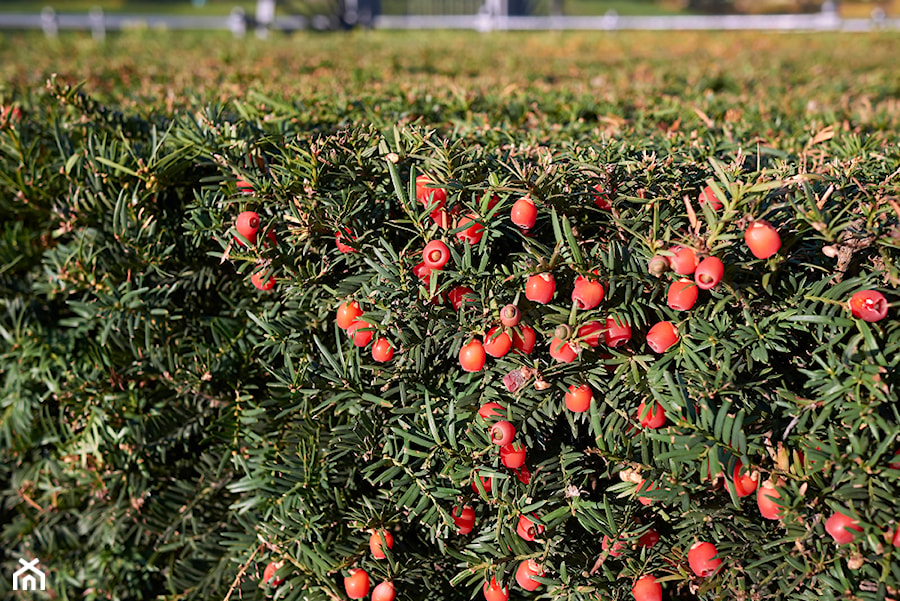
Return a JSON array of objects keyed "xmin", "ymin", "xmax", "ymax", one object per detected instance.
[{"xmin": 2, "ymin": 30, "xmax": 900, "ymax": 150}]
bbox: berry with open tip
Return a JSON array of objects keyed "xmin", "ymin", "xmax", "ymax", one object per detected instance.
[
  {"xmin": 490, "ymin": 420, "xmax": 515, "ymax": 446},
  {"xmin": 646, "ymin": 321, "xmax": 678, "ymax": 353},
  {"xmin": 516, "ymin": 514, "xmax": 544, "ymax": 541},
  {"xmin": 694, "ymin": 256, "xmax": 724, "ymax": 290},
  {"xmin": 849, "ymin": 289, "xmax": 889, "ymax": 322}
]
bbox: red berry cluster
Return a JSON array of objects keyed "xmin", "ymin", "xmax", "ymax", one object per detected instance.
[{"xmin": 289, "ymin": 168, "xmax": 893, "ymax": 601}]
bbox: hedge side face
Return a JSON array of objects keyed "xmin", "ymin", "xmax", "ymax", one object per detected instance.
[{"xmin": 1, "ymin": 33, "xmax": 899, "ymax": 601}]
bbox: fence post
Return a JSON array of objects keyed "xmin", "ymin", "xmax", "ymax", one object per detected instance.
[
  {"xmin": 229, "ymin": 7, "xmax": 247, "ymax": 37},
  {"xmin": 41, "ymin": 6, "xmax": 58, "ymax": 38},
  {"xmin": 603, "ymin": 8, "xmax": 618, "ymax": 30},
  {"xmin": 255, "ymin": 0, "xmax": 275, "ymax": 37},
  {"xmin": 820, "ymin": 0, "xmax": 840, "ymax": 29},
  {"xmin": 89, "ymin": 6, "xmax": 105, "ymax": 40}
]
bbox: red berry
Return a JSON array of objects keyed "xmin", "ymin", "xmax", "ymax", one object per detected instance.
[
  {"xmin": 637, "ymin": 478, "xmax": 656, "ymax": 505},
  {"xmin": 478, "ymin": 402, "xmax": 505, "ymax": 421},
  {"xmin": 251, "ymin": 269, "xmax": 275, "ymax": 291},
  {"xmin": 515, "ymin": 464, "xmax": 531, "ymax": 484},
  {"xmin": 236, "ymin": 176, "xmax": 253, "ymax": 194},
  {"xmin": 483, "ymin": 326, "xmax": 512, "ymax": 358},
  {"xmin": 577, "ymin": 320, "xmax": 604, "ymax": 347},
  {"xmin": 515, "ymin": 559, "xmax": 544, "ymax": 592},
  {"xmin": 699, "ymin": 185, "xmax": 723, "ymax": 211},
  {"xmin": 891, "ymin": 526, "xmax": 900, "ymax": 549},
  {"xmin": 500, "ymin": 443, "xmax": 526, "ymax": 469},
  {"xmin": 646, "ymin": 321, "xmax": 678, "ymax": 353},
  {"xmin": 632, "ymin": 574, "xmax": 662, "ymax": 601},
  {"xmin": 459, "ymin": 339, "xmax": 487, "ymax": 372},
  {"xmin": 688, "ymin": 541, "xmax": 722, "ymax": 577},
  {"xmin": 448, "ymin": 285, "xmax": 476, "ymax": 311},
  {"xmin": 0, "ymin": 105, "xmax": 22, "ymax": 126},
  {"xmin": 511, "ymin": 324, "xmax": 536, "ymax": 354},
  {"xmin": 592, "ymin": 183, "xmax": 612, "ymax": 210},
  {"xmin": 667, "ymin": 278, "xmax": 699, "ymax": 311},
  {"xmin": 669, "ymin": 247, "xmax": 699, "ymax": 275},
  {"xmin": 471, "ymin": 472, "xmax": 492, "ymax": 494},
  {"xmin": 757, "ymin": 481, "xmax": 784, "ymax": 520},
  {"xmin": 744, "ymin": 220, "xmax": 781, "ymax": 259},
  {"xmin": 516, "ymin": 514, "xmax": 544, "ymax": 541},
  {"xmin": 572, "ymin": 274, "xmax": 605, "ymax": 310},
  {"xmin": 511, "ymin": 196, "xmax": 537, "ymax": 230},
  {"xmin": 337, "ymin": 301, "xmax": 363, "ymax": 330},
  {"xmin": 694, "ymin": 256, "xmax": 724, "ymax": 290},
  {"xmin": 602, "ymin": 534, "xmax": 626, "ymax": 558},
  {"xmin": 456, "ymin": 212, "xmax": 484, "ymax": 244},
  {"xmin": 604, "ymin": 316, "xmax": 632, "ymax": 348},
  {"xmin": 825, "ymin": 511, "xmax": 862, "ymax": 544},
  {"xmin": 369, "ymin": 530, "xmax": 394, "ymax": 559},
  {"xmin": 637, "ymin": 401, "xmax": 666, "ymax": 429},
  {"xmin": 499, "ymin": 304, "xmax": 520, "ymax": 327},
  {"xmin": 412, "ymin": 261, "xmax": 432, "ymax": 285},
  {"xmin": 648, "ymin": 255, "xmax": 670, "ymax": 277},
  {"xmin": 347, "ymin": 321, "xmax": 374, "ymax": 347},
  {"xmin": 416, "ymin": 175, "xmax": 447, "ymax": 208},
  {"xmin": 549, "ymin": 336, "xmax": 578, "ymax": 363},
  {"xmin": 490, "ymin": 420, "xmax": 515, "ymax": 446},
  {"xmin": 235, "ymin": 211, "xmax": 262, "ymax": 246},
  {"xmin": 372, "ymin": 338, "xmax": 394, "ymax": 362},
  {"xmin": 849, "ymin": 290, "xmax": 889, "ymax": 322},
  {"xmin": 732, "ymin": 462, "xmax": 759, "ymax": 497},
  {"xmin": 483, "ymin": 577, "xmax": 509, "ymax": 601},
  {"xmin": 372, "ymin": 581, "xmax": 396, "ymax": 601},
  {"xmin": 431, "ymin": 208, "xmax": 451, "ymax": 229},
  {"xmin": 565, "ymin": 384, "xmax": 593, "ymax": 413},
  {"xmin": 452, "ymin": 505, "xmax": 475, "ymax": 534},
  {"xmin": 637, "ymin": 529, "xmax": 660, "ymax": 548},
  {"xmin": 344, "ymin": 568, "xmax": 370, "ymax": 599},
  {"xmin": 525, "ymin": 273, "xmax": 556, "ymax": 304},
  {"xmin": 335, "ymin": 227, "xmax": 357, "ymax": 253},
  {"xmin": 423, "ymin": 240, "xmax": 451, "ymax": 270},
  {"xmin": 263, "ymin": 561, "xmax": 284, "ymax": 587}
]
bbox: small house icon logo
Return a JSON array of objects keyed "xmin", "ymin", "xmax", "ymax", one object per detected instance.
[{"xmin": 13, "ymin": 558, "xmax": 46, "ymax": 591}]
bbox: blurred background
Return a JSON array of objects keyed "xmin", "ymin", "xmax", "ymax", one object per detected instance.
[{"xmin": 0, "ymin": 0, "xmax": 897, "ymax": 18}]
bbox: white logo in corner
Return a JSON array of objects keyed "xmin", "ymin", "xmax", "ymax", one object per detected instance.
[{"xmin": 13, "ymin": 558, "xmax": 46, "ymax": 591}]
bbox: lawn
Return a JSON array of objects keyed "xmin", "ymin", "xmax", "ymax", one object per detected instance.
[{"xmin": 2, "ymin": 30, "xmax": 899, "ymax": 149}]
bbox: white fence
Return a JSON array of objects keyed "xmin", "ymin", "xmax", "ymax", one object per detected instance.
[
  {"xmin": 376, "ymin": 11, "xmax": 900, "ymax": 30},
  {"xmin": 0, "ymin": 5, "xmax": 897, "ymax": 35}
]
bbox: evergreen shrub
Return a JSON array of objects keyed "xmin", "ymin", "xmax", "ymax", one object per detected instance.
[{"xmin": 1, "ymin": 73, "xmax": 899, "ymax": 601}]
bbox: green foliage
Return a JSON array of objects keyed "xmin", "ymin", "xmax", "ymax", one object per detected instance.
[{"xmin": 1, "ymin": 30, "xmax": 900, "ymax": 601}]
